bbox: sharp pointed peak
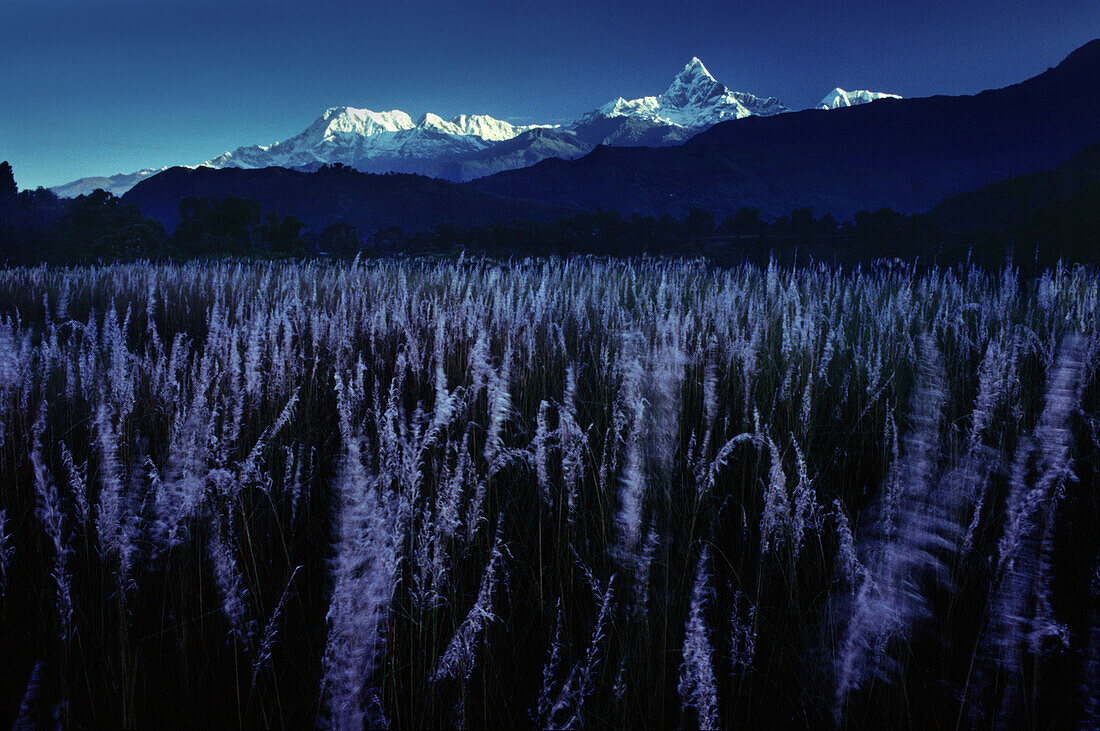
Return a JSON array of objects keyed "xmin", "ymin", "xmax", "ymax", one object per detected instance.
[
  {"xmin": 660, "ymin": 56, "xmax": 727, "ymax": 108},
  {"xmin": 678, "ymin": 56, "xmax": 716, "ymax": 82},
  {"xmin": 663, "ymin": 57, "xmax": 723, "ymax": 101}
]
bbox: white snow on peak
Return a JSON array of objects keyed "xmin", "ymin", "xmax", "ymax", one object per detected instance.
[
  {"xmin": 416, "ymin": 112, "xmax": 551, "ymax": 141},
  {"xmin": 661, "ymin": 57, "xmax": 721, "ymax": 108},
  {"xmin": 576, "ymin": 57, "xmax": 791, "ymax": 130},
  {"xmin": 816, "ymin": 88, "xmax": 901, "ymax": 110},
  {"xmin": 319, "ymin": 107, "xmax": 414, "ymax": 134},
  {"xmin": 202, "ymin": 105, "xmax": 554, "ymax": 171}
]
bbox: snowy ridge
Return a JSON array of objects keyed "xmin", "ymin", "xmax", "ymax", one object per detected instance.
[
  {"xmin": 575, "ymin": 57, "xmax": 790, "ymax": 130},
  {"xmin": 205, "ymin": 107, "xmax": 553, "ymax": 171},
  {"xmin": 816, "ymin": 88, "xmax": 901, "ymax": 110},
  {"xmin": 50, "ymin": 168, "xmax": 169, "ymax": 199}
]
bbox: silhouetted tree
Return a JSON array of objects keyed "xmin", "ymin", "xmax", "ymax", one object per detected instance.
[
  {"xmin": 816, "ymin": 212, "xmax": 839, "ymax": 234},
  {"xmin": 371, "ymin": 225, "xmax": 406, "ymax": 253},
  {"xmin": 682, "ymin": 207, "xmax": 716, "ymax": 237},
  {"xmin": 721, "ymin": 206, "xmax": 765, "ymax": 236},
  {"xmin": 0, "ymin": 161, "xmax": 16, "ymax": 198},
  {"xmin": 56, "ymin": 189, "xmax": 167, "ymax": 262},
  {"xmin": 854, "ymin": 207, "xmax": 904, "ymax": 233},
  {"xmin": 319, "ymin": 221, "xmax": 361, "ymax": 258},
  {"xmin": 173, "ymin": 196, "xmax": 261, "ymax": 257},
  {"xmin": 791, "ymin": 206, "xmax": 815, "ymax": 232},
  {"xmin": 433, "ymin": 222, "xmax": 460, "ymax": 251},
  {"xmin": 258, "ymin": 213, "xmax": 308, "ymax": 256}
]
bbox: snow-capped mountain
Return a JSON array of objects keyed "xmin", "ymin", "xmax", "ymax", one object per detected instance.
[
  {"xmin": 53, "ymin": 58, "xmax": 848, "ymax": 197},
  {"xmin": 205, "ymin": 107, "xmax": 553, "ymax": 171},
  {"xmin": 575, "ymin": 57, "xmax": 790, "ymax": 130},
  {"xmin": 50, "ymin": 168, "xmax": 168, "ymax": 198},
  {"xmin": 816, "ymin": 88, "xmax": 901, "ymax": 110}
]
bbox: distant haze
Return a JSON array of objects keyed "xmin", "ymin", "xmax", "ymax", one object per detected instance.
[{"xmin": 1, "ymin": 0, "xmax": 1097, "ymax": 189}]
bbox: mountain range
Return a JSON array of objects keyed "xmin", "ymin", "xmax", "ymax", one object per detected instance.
[
  {"xmin": 56, "ymin": 58, "xmax": 896, "ymax": 196},
  {"xmin": 119, "ymin": 40, "xmax": 1100, "ymax": 238},
  {"xmin": 469, "ymin": 40, "xmax": 1100, "ymax": 220}
]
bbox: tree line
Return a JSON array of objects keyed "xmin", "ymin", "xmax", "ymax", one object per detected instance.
[
  {"xmin": 1, "ymin": 161, "xmax": 1095, "ymax": 272},
  {"xmin": 0, "ymin": 162, "xmax": 318, "ymax": 265}
]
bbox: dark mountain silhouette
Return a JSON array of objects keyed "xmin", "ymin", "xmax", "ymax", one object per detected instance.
[
  {"xmin": 122, "ymin": 164, "xmax": 568, "ymax": 233},
  {"xmin": 469, "ymin": 40, "xmax": 1100, "ymax": 220},
  {"xmin": 924, "ymin": 141, "xmax": 1100, "ymax": 230},
  {"xmin": 940, "ymin": 145, "xmax": 1100, "ymax": 264}
]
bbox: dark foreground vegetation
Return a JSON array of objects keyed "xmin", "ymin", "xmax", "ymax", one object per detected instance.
[
  {"xmin": 2, "ymin": 157, "xmax": 1099, "ymax": 273},
  {"xmin": 1, "ymin": 258, "xmax": 1099, "ymax": 729}
]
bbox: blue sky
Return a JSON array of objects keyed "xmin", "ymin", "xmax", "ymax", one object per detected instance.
[{"xmin": 2, "ymin": 0, "xmax": 1097, "ymax": 189}]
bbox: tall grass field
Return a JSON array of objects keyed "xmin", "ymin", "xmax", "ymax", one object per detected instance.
[{"xmin": 1, "ymin": 258, "xmax": 1098, "ymax": 729}]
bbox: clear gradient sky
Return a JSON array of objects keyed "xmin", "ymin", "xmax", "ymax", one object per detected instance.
[{"xmin": 2, "ymin": 0, "xmax": 1097, "ymax": 190}]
